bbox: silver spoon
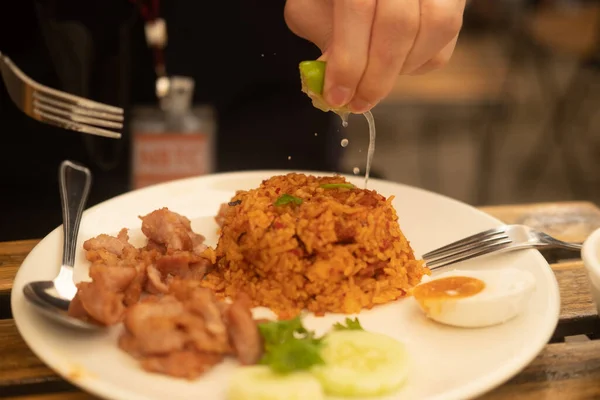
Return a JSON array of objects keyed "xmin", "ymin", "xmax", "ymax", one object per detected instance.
[{"xmin": 23, "ymin": 160, "xmax": 100, "ymax": 330}]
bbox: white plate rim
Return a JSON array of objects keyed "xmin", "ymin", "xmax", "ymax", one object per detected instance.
[{"xmin": 11, "ymin": 170, "xmax": 561, "ymax": 400}]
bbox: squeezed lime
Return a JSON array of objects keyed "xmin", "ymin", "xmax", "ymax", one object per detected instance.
[{"xmin": 299, "ymin": 60, "xmax": 349, "ymax": 115}]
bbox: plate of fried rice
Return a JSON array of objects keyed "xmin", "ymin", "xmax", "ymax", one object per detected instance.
[{"xmin": 11, "ymin": 171, "xmax": 560, "ymax": 400}]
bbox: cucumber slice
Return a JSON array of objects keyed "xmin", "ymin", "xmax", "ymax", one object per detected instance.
[
  {"xmin": 227, "ymin": 365, "xmax": 325, "ymax": 400},
  {"xmin": 311, "ymin": 330, "xmax": 409, "ymax": 397}
]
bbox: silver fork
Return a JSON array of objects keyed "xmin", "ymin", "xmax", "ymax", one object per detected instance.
[
  {"xmin": 422, "ymin": 224, "xmax": 582, "ymax": 270},
  {"xmin": 0, "ymin": 52, "xmax": 123, "ymax": 139}
]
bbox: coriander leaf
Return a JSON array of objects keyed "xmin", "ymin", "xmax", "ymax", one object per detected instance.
[
  {"xmin": 333, "ymin": 317, "xmax": 364, "ymax": 331},
  {"xmin": 258, "ymin": 317, "xmax": 305, "ymax": 345},
  {"xmin": 258, "ymin": 316, "xmax": 324, "ymax": 374},
  {"xmin": 260, "ymin": 338, "xmax": 325, "ymax": 374},
  {"xmin": 274, "ymin": 194, "xmax": 303, "ymax": 206},
  {"xmin": 320, "ymin": 183, "xmax": 355, "ymax": 189},
  {"xmin": 258, "ymin": 317, "xmax": 321, "ymax": 346}
]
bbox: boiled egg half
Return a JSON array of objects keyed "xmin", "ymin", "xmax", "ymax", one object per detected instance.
[{"xmin": 411, "ymin": 268, "xmax": 536, "ymax": 328}]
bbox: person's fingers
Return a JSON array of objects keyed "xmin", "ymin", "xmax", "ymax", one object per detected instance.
[
  {"xmin": 409, "ymin": 34, "xmax": 458, "ymax": 75},
  {"xmin": 348, "ymin": 0, "xmax": 420, "ymax": 113},
  {"xmin": 322, "ymin": 0, "xmax": 376, "ymax": 108},
  {"xmin": 401, "ymin": 0, "xmax": 465, "ymax": 74},
  {"xmin": 284, "ymin": 0, "xmax": 333, "ymax": 52}
]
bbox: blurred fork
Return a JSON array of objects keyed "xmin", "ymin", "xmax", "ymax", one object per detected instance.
[
  {"xmin": 0, "ymin": 52, "xmax": 123, "ymax": 139},
  {"xmin": 422, "ymin": 224, "xmax": 582, "ymax": 270}
]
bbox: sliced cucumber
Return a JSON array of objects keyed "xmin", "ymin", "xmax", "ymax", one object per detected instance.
[
  {"xmin": 311, "ymin": 330, "xmax": 409, "ymax": 397},
  {"xmin": 227, "ymin": 365, "xmax": 324, "ymax": 400}
]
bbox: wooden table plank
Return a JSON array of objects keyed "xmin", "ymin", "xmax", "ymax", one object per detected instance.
[
  {"xmin": 0, "ymin": 240, "xmax": 39, "ymax": 297},
  {"xmin": 0, "ymin": 320, "xmax": 55, "ymax": 382},
  {"xmin": 553, "ymin": 261, "xmax": 600, "ymax": 339},
  {"xmin": 0, "ymin": 240, "xmax": 39, "ymax": 319},
  {"xmin": 0, "ymin": 320, "xmax": 71, "ymax": 397},
  {"xmin": 481, "ymin": 340, "xmax": 600, "ymax": 399}
]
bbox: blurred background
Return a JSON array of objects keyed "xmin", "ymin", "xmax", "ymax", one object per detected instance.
[{"xmin": 0, "ymin": 0, "xmax": 599, "ymax": 241}]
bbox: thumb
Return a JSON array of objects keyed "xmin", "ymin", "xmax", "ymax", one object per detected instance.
[{"xmin": 284, "ymin": 0, "xmax": 333, "ymax": 53}]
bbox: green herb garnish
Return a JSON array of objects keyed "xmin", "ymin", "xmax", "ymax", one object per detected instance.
[
  {"xmin": 333, "ymin": 317, "xmax": 364, "ymax": 331},
  {"xmin": 274, "ymin": 194, "xmax": 303, "ymax": 206},
  {"xmin": 320, "ymin": 183, "xmax": 355, "ymax": 190},
  {"xmin": 258, "ymin": 317, "xmax": 325, "ymax": 374}
]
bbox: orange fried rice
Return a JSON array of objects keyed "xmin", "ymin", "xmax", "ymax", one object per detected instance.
[{"xmin": 202, "ymin": 173, "xmax": 429, "ymax": 318}]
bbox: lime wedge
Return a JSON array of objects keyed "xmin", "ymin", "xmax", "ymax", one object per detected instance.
[
  {"xmin": 299, "ymin": 61, "xmax": 326, "ymax": 95},
  {"xmin": 299, "ymin": 60, "xmax": 350, "ymax": 115}
]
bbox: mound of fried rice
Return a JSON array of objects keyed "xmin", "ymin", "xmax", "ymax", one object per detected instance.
[{"xmin": 202, "ymin": 173, "xmax": 429, "ymax": 318}]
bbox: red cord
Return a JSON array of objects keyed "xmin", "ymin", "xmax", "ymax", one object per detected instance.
[
  {"xmin": 152, "ymin": 0, "xmax": 159, "ymax": 19},
  {"xmin": 127, "ymin": 0, "xmax": 159, "ymax": 21},
  {"xmin": 128, "ymin": 0, "xmax": 165, "ymax": 76}
]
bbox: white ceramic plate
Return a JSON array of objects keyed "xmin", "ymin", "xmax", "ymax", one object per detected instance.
[{"xmin": 11, "ymin": 171, "xmax": 560, "ymax": 400}]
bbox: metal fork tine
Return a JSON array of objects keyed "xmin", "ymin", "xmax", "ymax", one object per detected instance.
[
  {"xmin": 36, "ymin": 86, "xmax": 123, "ymax": 115},
  {"xmin": 422, "ymin": 226, "xmax": 507, "ymax": 259},
  {"xmin": 36, "ymin": 111, "xmax": 121, "ymax": 139},
  {"xmin": 34, "ymin": 92, "xmax": 124, "ymax": 122},
  {"xmin": 424, "ymin": 234, "xmax": 510, "ymax": 262},
  {"xmin": 1, "ymin": 52, "xmax": 123, "ymax": 139},
  {"xmin": 34, "ymin": 97, "xmax": 123, "ymax": 129},
  {"xmin": 420, "ymin": 224, "xmax": 582, "ymax": 270},
  {"xmin": 427, "ymin": 239, "xmax": 513, "ymax": 270},
  {"xmin": 5, "ymin": 58, "xmax": 123, "ymax": 115}
]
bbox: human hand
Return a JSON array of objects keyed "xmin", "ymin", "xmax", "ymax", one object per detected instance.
[{"xmin": 285, "ymin": 0, "xmax": 466, "ymax": 113}]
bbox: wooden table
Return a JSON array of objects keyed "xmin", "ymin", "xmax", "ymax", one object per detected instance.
[{"xmin": 3, "ymin": 202, "xmax": 600, "ymax": 400}]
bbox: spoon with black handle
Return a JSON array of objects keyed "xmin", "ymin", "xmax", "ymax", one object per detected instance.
[{"xmin": 23, "ymin": 160, "xmax": 100, "ymax": 330}]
